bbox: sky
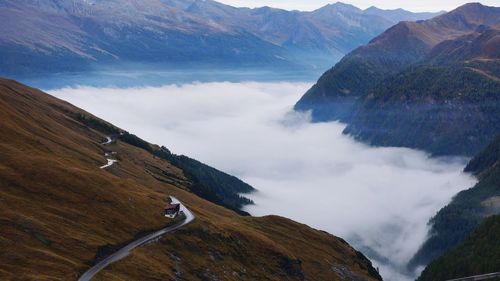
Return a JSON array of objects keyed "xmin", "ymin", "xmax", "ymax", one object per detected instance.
[
  {"xmin": 216, "ymin": 0, "xmax": 499, "ymax": 12},
  {"xmin": 49, "ymin": 81, "xmax": 475, "ymax": 281}
]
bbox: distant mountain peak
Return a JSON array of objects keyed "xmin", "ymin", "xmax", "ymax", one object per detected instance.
[
  {"xmin": 364, "ymin": 6, "xmax": 405, "ymax": 12},
  {"xmin": 434, "ymin": 2, "xmax": 500, "ymax": 31},
  {"xmin": 316, "ymin": 2, "xmax": 362, "ymax": 13},
  {"xmin": 0, "ymin": 0, "xmax": 450, "ymax": 75},
  {"xmin": 445, "ymin": 2, "xmax": 499, "ymax": 18},
  {"xmin": 458, "ymin": 2, "xmax": 488, "ymax": 8},
  {"xmin": 330, "ymin": 2, "xmax": 358, "ymax": 8},
  {"xmin": 363, "ymin": 5, "xmax": 444, "ymax": 24}
]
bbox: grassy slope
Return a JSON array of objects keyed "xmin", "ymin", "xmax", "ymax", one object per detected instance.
[
  {"xmin": 114, "ymin": 131, "xmax": 255, "ymax": 214},
  {"xmin": 97, "ymin": 216, "xmax": 381, "ymax": 281},
  {"xmin": 0, "ymin": 78, "xmax": 381, "ymax": 281},
  {"xmin": 417, "ymin": 215, "xmax": 500, "ymax": 281}
]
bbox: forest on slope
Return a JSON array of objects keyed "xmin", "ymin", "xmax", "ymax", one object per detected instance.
[
  {"xmin": 417, "ymin": 215, "xmax": 500, "ymax": 281},
  {"xmin": 409, "ymin": 135, "xmax": 500, "ymax": 270},
  {"xmin": 295, "ymin": 3, "xmax": 500, "ymax": 156}
]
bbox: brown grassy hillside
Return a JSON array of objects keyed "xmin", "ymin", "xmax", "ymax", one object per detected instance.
[{"xmin": 0, "ymin": 78, "xmax": 381, "ymax": 281}]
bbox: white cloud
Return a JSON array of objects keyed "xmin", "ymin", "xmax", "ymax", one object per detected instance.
[{"xmin": 49, "ymin": 81, "xmax": 475, "ymax": 280}]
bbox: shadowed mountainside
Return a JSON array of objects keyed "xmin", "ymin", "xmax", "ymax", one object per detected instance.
[
  {"xmin": 0, "ymin": 77, "xmax": 382, "ymax": 281},
  {"xmin": 295, "ymin": 3, "xmax": 500, "ymax": 156},
  {"xmin": 416, "ymin": 215, "xmax": 500, "ymax": 281},
  {"xmin": 408, "ymin": 135, "xmax": 500, "ymax": 270}
]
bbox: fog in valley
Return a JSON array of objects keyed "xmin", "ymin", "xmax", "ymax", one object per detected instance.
[{"xmin": 50, "ymin": 81, "xmax": 476, "ymax": 281}]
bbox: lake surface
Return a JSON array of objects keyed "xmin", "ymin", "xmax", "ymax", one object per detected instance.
[{"xmin": 49, "ymin": 77, "xmax": 475, "ymax": 281}]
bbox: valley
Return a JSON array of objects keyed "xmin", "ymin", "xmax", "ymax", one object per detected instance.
[
  {"xmin": 0, "ymin": 78, "xmax": 381, "ymax": 281},
  {"xmin": 50, "ymin": 80, "xmax": 476, "ymax": 280},
  {"xmin": 1, "ymin": 1, "xmax": 499, "ymax": 281},
  {"xmin": 292, "ymin": 2, "xmax": 500, "ymax": 280}
]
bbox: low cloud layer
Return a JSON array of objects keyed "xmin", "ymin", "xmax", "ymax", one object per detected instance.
[{"xmin": 50, "ymin": 82, "xmax": 475, "ymax": 280}]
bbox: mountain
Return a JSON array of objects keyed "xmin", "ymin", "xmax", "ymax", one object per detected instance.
[
  {"xmin": 344, "ymin": 25, "xmax": 500, "ymax": 156},
  {"xmin": 408, "ymin": 135, "xmax": 500, "ymax": 270},
  {"xmin": 363, "ymin": 6, "xmax": 444, "ymax": 23},
  {"xmin": 0, "ymin": 0, "xmax": 440, "ymax": 76},
  {"xmin": 416, "ymin": 215, "xmax": 500, "ymax": 281},
  {"xmin": 295, "ymin": 3, "xmax": 500, "ymax": 156},
  {"xmin": 0, "ymin": 77, "xmax": 382, "ymax": 280},
  {"xmin": 0, "ymin": 0, "xmax": 287, "ymax": 75}
]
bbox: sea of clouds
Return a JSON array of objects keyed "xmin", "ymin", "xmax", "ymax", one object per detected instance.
[{"xmin": 50, "ymin": 81, "xmax": 475, "ymax": 280}]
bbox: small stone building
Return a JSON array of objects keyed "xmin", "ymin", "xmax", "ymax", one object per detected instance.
[{"xmin": 164, "ymin": 203, "xmax": 180, "ymax": 218}]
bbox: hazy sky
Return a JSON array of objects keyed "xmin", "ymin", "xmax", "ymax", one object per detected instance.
[
  {"xmin": 216, "ymin": 0, "xmax": 499, "ymax": 12},
  {"xmin": 50, "ymin": 81, "xmax": 475, "ymax": 281}
]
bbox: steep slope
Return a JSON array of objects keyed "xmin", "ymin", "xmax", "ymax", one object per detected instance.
[
  {"xmin": 0, "ymin": 78, "xmax": 381, "ymax": 281},
  {"xmin": 0, "ymin": 0, "xmax": 441, "ymax": 75},
  {"xmin": 417, "ymin": 215, "xmax": 500, "ymax": 281},
  {"xmin": 295, "ymin": 20, "xmax": 432, "ymax": 121},
  {"xmin": 295, "ymin": 3, "xmax": 500, "ymax": 156},
  {"xmin": 465, "ymin": 135, "xmax": 500, "ymax": 176},
  {"xmin": 114, "ymin": 132, "xmax": 254, "ymax": 214},
  {"xmin": 408, "ymin": 135, "xmax": 500, "ymax": 270},
  {"xmin": 95, "ymin": 216, "xmax": 382, "ymax": 281},
  {"xmin": 295, "ymin": 3, "xmax": 500, "ymax": 122},
  {"xmin": 0, "ymin": 0, "xmax": 289, "ymax": 75},
  {"xmin": 344, "ymin": 25, "xmax": 500, "ymax": 156}
]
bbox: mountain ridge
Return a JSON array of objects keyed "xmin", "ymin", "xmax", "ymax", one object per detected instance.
[
  {"xmin": 295, "ymin": 2, "xmax": 500, "ymax": 156},
  {"xmin": 0, "ymin": 0, "xmax": 442, "ymax": 75}
]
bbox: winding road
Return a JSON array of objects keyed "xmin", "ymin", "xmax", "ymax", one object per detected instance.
[
  {"xmin": 101, "ymin": 136, "xmax": 112, "ymax": 145},
  {"xmin": 78, "ymin": 196, "xmax": 195, "ymax": 281},
  {"xmin": 99, "ymin": 159, "xmax": 117, "ymax": 169},
  {"xmin": 100, "ymin": 136, "xmax": 117, "ymax": 169}
]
